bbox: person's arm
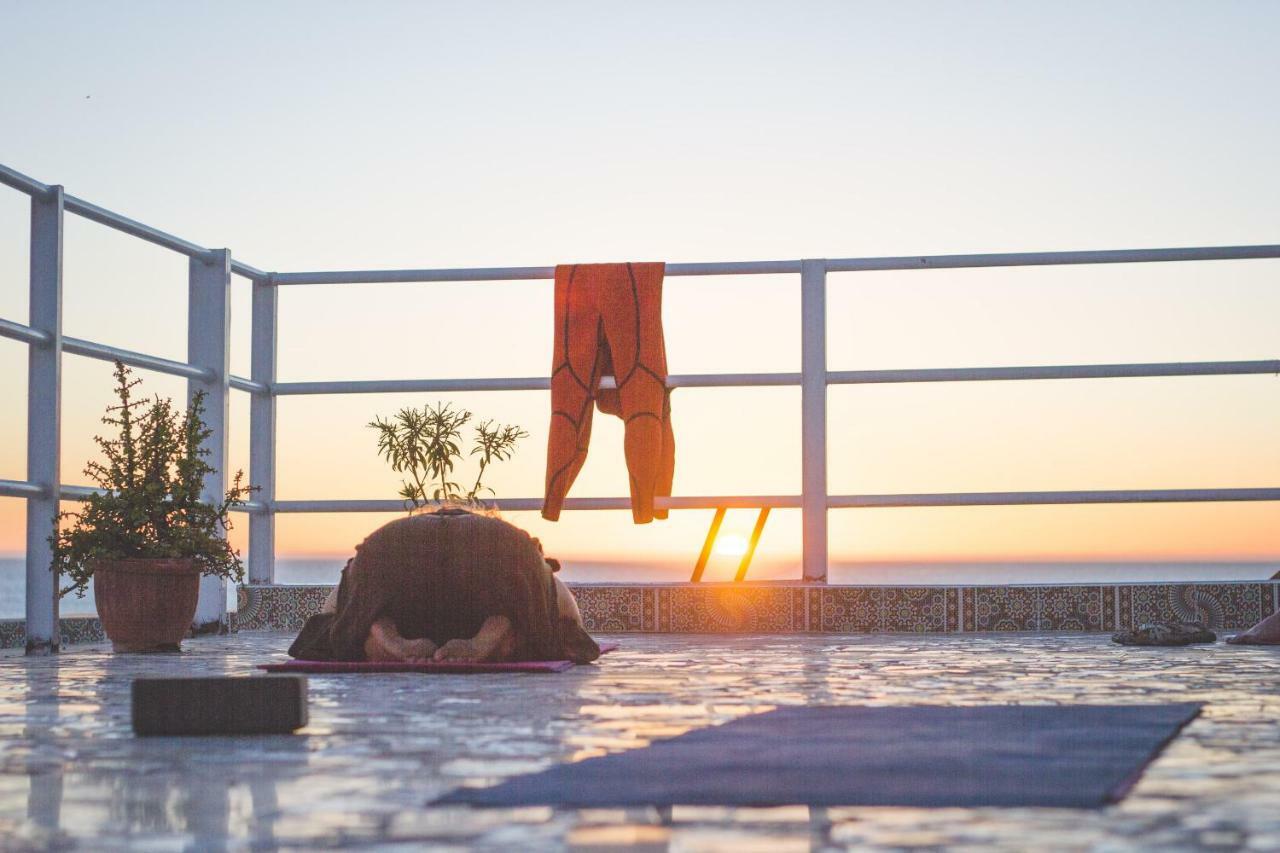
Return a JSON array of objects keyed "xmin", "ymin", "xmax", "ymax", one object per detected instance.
[
  {"xmin": 328, "ymin": 562, "xmax": 380, "ymax": 661},
  {"xmin": 288, "ymin": 612, "xmax": 337, "ymax": 659}
]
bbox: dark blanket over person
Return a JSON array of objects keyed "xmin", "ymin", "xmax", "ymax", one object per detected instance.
[{"xmin": 288, "ymin": 509, "xmax": 600, "ymax": 663}]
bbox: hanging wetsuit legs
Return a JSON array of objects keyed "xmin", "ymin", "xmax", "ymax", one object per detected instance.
[{"xmin": 543, "ymin": 262, "xmax": 674, "ymax": 524}]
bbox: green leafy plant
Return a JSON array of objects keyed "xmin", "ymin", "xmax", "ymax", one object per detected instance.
[
  {"xmin": 49, "ymin": 361, "xmax": 256, "ymax": 597},
  {"xmin": 368, "ymin": 402, "xmax": 528, "ymax": 509}
]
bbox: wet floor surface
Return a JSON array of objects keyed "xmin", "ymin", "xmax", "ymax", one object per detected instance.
[{"xmin": 1, "ymin": 632, "xmax": 1278, "ymax": 851}]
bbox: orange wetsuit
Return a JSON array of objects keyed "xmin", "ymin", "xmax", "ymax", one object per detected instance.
[{"xmin": 542, "ymin": 262, "xmax": 674, "ymax": 524}]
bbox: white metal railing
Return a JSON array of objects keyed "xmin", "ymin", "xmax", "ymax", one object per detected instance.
[{"xmin": 3, "ymin": 161, "xmax": 1279, "ymax": 654}]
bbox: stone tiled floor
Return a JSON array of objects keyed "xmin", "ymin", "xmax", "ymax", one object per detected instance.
[{"xmin": 1, "ymin": 634, "xmax": 1278, "ymax": 851}]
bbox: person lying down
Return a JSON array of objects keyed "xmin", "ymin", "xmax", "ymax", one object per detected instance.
[{"xmin": 288, "ymin": 507, "xmax": 600, "ymax": 664}]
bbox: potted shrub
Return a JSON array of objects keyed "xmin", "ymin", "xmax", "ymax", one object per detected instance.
[{"xmin": 50, "ymin": 362, "xmax": 254, "ymax": 652}]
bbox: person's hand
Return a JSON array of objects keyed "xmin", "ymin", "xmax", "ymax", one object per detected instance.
[
  {"xmin": 433, "ymin": 638, "xmax": 482, "ymax": 663},
  {"xmin": 400, "ymin": 636, "xmax": 438, "ymax": 662},
  {"xmin": 366, "ymin": 618, "xmax": 437, "ymax": 661},
  {"xmin": 364, "ymin": 618, "xmax": 402, "ymax": 661}
]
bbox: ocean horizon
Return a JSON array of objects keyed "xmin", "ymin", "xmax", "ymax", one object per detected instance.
[{"xmin": 1, "ymin": 556, "xmax": 1275, "ymax": 619}]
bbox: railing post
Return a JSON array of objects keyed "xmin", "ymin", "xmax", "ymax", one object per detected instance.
[
  {"xmin": 801, "ymin": 259, "xmax": 828, "ymax": 582},
  {"xmin": 188, "ymin": 249, "xmax": 232, "ymax": 633},
  {"xmin": 25, "ymin": 186, "xmax": 64, "ymax": 654},
  {"xmin": 247, "ymin": 275, "xmax": 277, "ymax": 584}
]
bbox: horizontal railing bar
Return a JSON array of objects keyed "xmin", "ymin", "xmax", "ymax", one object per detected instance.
[
  {"xmin": 272, "ymin": 244, "xmax": 1280, "ymax": 286},
  {"xmin": 64, "ymin": 195, "xmax": 212, "ymax": 258},
  {"xmin": 229, "ymin": 375, "xmax": 268, "ymax": 394},
  {"xmin": 272, "ymin": 371, "xmax": 800, "ymax": 396},
  {"xmin": 0, "ymin": 479, "xmax": 44, "ymax": 499},
  {"xmin": 273, "ymin": 495, "xmax": 802, "ymax": 513},
  {"xmin": 273, "ymin": 487, "xmax": 1280, "ymax": 513},
  {"xmin": 63, "ymin": 336, "xmax": 211, "ymax": 380},
  {"xmin": 66, "ymin": 196, "xmax": 269, "ymax": 279},
  {"xmin": 276, "ymin": 377, "xmax": 549, "ymax": 395},
  {"xmin": 829, "ymin": 359, "xmax": 1280, "ymax": 385},
  {"xmin": 272, "ymin": 260, "xmax": 802, "ymax": 285},
  {"xmin": 53, "ymin": 486, "xmax": 267, "ymax": 514},
  {"xmin": 0, "ymin": 317, "xmax": 50, "ymax": 346},
  {"xmin": 278, "ymin": 265, "xmax": 546, "ymax": 285},
  {"xmin": 826, "ymin": 244, "xmax": 1280, "ymax": 272},
  {"xmin": 30, "ymin": 484, "xmax": 1280, "ymax": 513},
  {"xmin": 3, "ymin": 319, "xmax": 262, "ymax": 388},
  {"xmin": 2, "ymin": 163, "xmax": 270, "ymax": 279},
  {"xmin": 273, "ymin": 359, "xmax": 1279, "ymax": 396},
  {"xmin": 59, "ymin": 485, "xmax": 101, "ymax": 500},
  {"xmin": 828, "ymin": 487, "xmax": 1280, "ymax": 508},
  {"xmin": 5, "ymin": 321, "xmax": 263, "ymax": 395},
  {"xmin": 667, "ymin": 372, "xmax": 801, "ymax": 388},
  {"xmin": 0, "ymin": 163, "xmax": 50, "ymax": 195},
  {"xmin": 230, "ymin": 260, "xmax": 270, "ymax": 281}
]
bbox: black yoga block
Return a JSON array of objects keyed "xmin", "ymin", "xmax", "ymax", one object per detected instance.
[{"xmin": 132, "ymin": 676, "xmax": 308, "ymax": 735}]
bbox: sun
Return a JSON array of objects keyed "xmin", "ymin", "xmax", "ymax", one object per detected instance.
[{"xmin": 713, "ymin": 533, "xmax": 749, "ymax": 558}]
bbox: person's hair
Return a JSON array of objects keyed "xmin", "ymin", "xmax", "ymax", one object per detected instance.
[{"xmin": 406, "ymin": 499, "xmax": 502, "ymax": 519}]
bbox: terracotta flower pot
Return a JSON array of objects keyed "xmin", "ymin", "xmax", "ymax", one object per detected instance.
[{"xmin": 92, "ymin": 558, "xmax": 201, "ymax": 652}]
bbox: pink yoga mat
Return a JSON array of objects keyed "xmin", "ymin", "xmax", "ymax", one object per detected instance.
[{"xmin": 258, "ymin": 642, "xmax": 618, "ymax": 675}]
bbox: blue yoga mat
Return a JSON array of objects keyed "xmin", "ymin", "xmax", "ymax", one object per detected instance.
[{"xmin": 437, "ymin": 704, "xmax": 1201, "ymax": 808}]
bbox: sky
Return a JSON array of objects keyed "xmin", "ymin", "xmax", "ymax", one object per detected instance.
[{"xmin": 1, "ymin": 1, "xmax": 1279, "ymax": 586}]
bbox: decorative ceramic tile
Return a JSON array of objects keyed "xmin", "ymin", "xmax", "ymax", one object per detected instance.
[
  {"xmin": 0, "ymin": 620, "xmax": 24, "ymax": 649},
  {"xmin": 791, "ymin": 588, "xmax": 808, "ymax": 631},
  {"xmin": 1121, "ymin": 584, "xmax": 1172, "ymax": 628},
  {"xmin": 970, "ymin": 586, "xmax": 1038, "ymax": 631},
  {"xmin": 1102, "ymin": 586, "xmax": 1118, "ymax": 631},
  {"xmin": 237, "ymin": 585, "xmax": 331, "ymax": 632},
  {"xmin": 0, "ymin": 617, "xmax": 108, "ymax": 649},
  {"xmin": 658, "ymin": 587, "xmax": 798, "ymax": 632},
  {"xmin": 881, "ymin": 588, "xmax": 951, "ymax": 633},
  {"xmin": 818, "ymin": 588, "xmax": 879, "ymax": 632},
  {"xmin": 807, "ymin": 588, "xmax": 822, "ymax": 631},
  {"xmin": 1119, "ymin": 583, "xmax": 1266, "ymax": 630},
  {"xmin": 1117, "ymin": 585, "xmax": 1134, "ymax": 629},
  {"xmin": 59, "ymin": 617, "xmax": 105, "ymax": 646},
  {"xmin": 571, "ymin": 586, "xmax": 647, "ymax": 632},
  {"xmin": 10, "ymin": 581, "xmax": 1267, "ymax": 640},
  {"xmin": 1183, "ymin": 583, "xmax": 1268, "ymax": 629},
  {"xmin": 643, "ymin": 587, "xmax": 658, "ymax": 631},
  {"xmin": 1039, "ymin": 586, "xmax": 1105, "ymax": 632}
]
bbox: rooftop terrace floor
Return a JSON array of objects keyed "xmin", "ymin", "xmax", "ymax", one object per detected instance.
[{"xmin": 1, "ymin": 633, "xmax": 1279, "ymax": 851}]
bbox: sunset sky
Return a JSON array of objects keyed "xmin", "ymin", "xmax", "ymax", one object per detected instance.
[{"xmin": 2, "ymin": 1, "xmax": 1279, "ymax": 586}]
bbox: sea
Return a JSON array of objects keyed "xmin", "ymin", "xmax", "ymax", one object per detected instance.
[{"xmin": 0, "ymin": 556, "xmax": 1275, "ymax": 619}]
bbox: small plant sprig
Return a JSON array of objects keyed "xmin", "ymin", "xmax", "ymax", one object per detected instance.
[
  {"xmin": 49, "ymin": 361, "xmax": 256, "ymax": 597},
  {"xmin": 469, "ymin": 419, "xmax": 528, "ymax": 500},
  {"xmin": 368, "ymin": 402, "xmax": 528, "ymax": 510}
]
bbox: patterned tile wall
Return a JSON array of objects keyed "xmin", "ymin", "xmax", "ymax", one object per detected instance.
[
  {"xmin": 234, "ymin": 581, "xmax": 1279, "ymax": 634},
  {"xmin": 236, "ymin": 585, "xmax": 332, "ymax": 633},
  {"xmin": 0, "ymin": 616, "xmax": 107, "ymax": 650},
  {"xmin": 6, "ymin": 582, "xmax": 1275, "ymax": 645}
]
